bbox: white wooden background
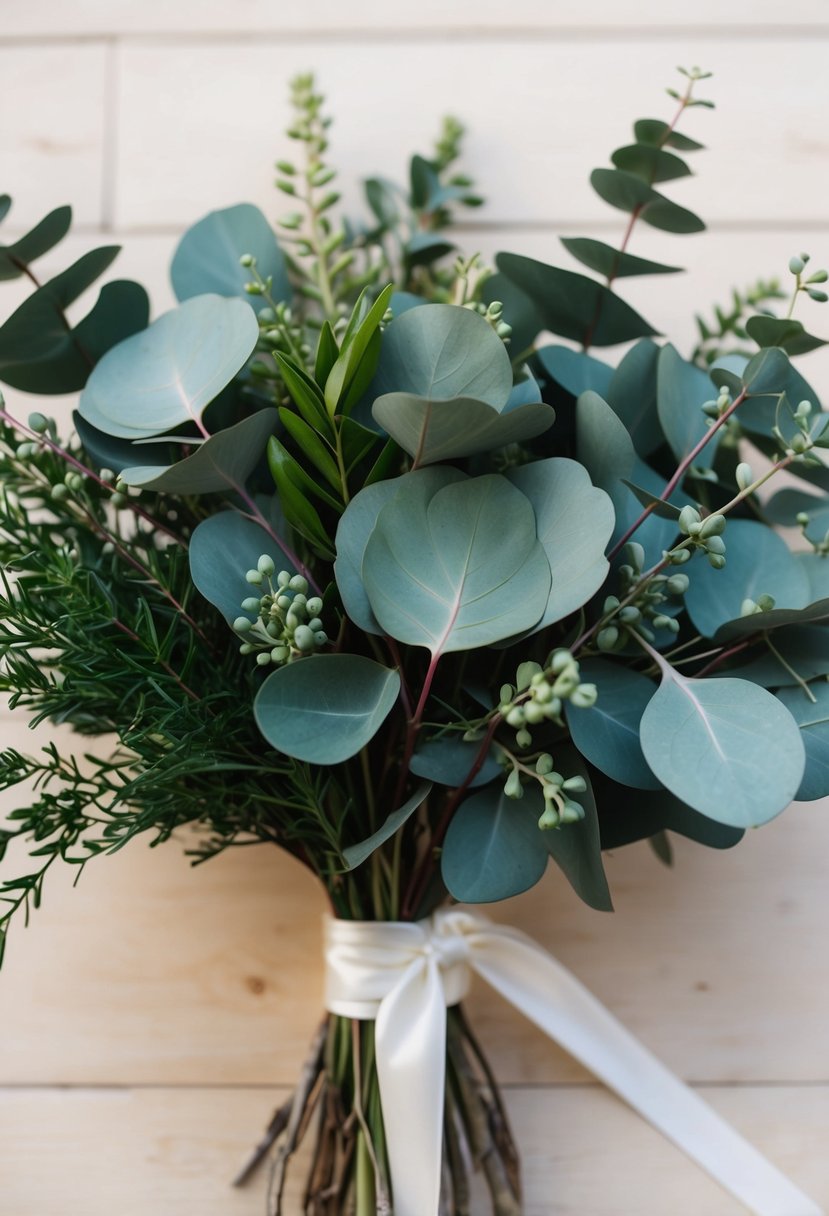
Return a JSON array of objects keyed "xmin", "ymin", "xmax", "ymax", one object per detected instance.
[{"xmin": 1, "ymin": 3, "xmax": 829, "ymax": 1212}]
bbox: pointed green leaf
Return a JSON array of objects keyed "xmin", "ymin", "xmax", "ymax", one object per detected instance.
[
  {"xmin": 362, "ymin": 473, "xmax": 551, "ymax": 655},
  {"xmin": 278, "ymin": 407, "xmax": 341, "ymax": 491},
  {"xmin": 633, "ymin": 119, "xmax": 704, "ymax": 152},
  {"xmin": 441, "ymin": 785, "xmax": 549, "ymax": 903},
  {"xmin": 314, "ymin": 321, "xmax": 339, "ymax": 384},
  {"xmin": 560, "ymin": 236, "xmax": 682, "ymax": 279},
  {"xmin": 369, "ymin": 301, "xmax": 513, "ymax": 405},
  {"xmin": 274, "ymin": 353, "xmax": 331, "ymax": 433},
  {"xmin": 640, "ymin": 671, "xmax": 805, "ymax": 826},
  {"xmin": 0, "ymin": 205, "xmax": 72, "ymax": 281},
  {"xmin": 78, "ymin": 294, "xmax": 258, "ymax": 439},
  {"xmin": 171, "ymin": 202, "xmax": 290, "ymax": 306},
  {"xmin": 343, "ymin": 783, "xmax": 433, "ymax": 870},
  {"xmin": 591, "ymin": 168, "xmax": 705, "ymax": 233},
  {"xmin": 119, "ymin": 408, "xmax": 277, "ymax": 493},
  {"xmin": 566, "ymin": 660, "xmax": 661, "ymax": 789},
  {"xmin": 746, "ymin": 315, "xmax": 826, "ymax": 357},
  {"xmin": 507, "ymin": 458, "xmax": 614, "ymax": 629},
  {"xmin": 324, "ymin": 283, "xmax": 394, "ymax": 412},
  {"xmin": 621, "ymin": 480, "xmax": 681, "ymax": 519},
  {"xmin": 267, "ymin": 437, "xmax": 338, "ymax": 551},
  {"xmin": 372, "ymin": 392, "xmax": 553, "ymax": 466},
  {"xmin": 495, "ymin": 253, "xmax": 658, "ymax": 347},
  {"xmin": 254, "ymin": 654, "xmax": 401, "ymax": 764},
  {"xmin": 684, "ymin": 520, "xmax": 811, "ymax": 638}
]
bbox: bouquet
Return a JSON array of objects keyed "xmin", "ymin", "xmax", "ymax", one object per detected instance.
[{"xmin": 1, "ymin": 68, "xmax": 827, "ymax": 1215}]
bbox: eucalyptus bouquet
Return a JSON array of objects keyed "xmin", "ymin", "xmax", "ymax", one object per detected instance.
[{"xmin": 2, "ymin": 68, "xmax": 828, "ymax": 1215}]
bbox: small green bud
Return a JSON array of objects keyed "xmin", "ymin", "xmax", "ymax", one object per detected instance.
[
  {"xmin": 678, "ymin": 505, "xmax": 701, "ymax": 535},
  {"xmin": 562, "ymin": 775, "xmax": 587, "ymax": 794},
  {"xmin": 560, "ymin": 800, "xmax": 585, "ymax": 824},
  {"xmin": 111, "ymin": 491, "xmax": 128, "ymax": 509},
  {"xmin": 314, "ymin": 631, "xmax": 328, "ymax": 647},
  {"xmin": 570, "ymin": 683, "xmax": 598, "ymax": 709},
  {"xmin": 552, "ymin": 669, "xmax": 579, "ymax": 698},
  {"xmin": 757, "ymin": 593, "xmax": 776, "ymax": 613},
  {"xmin": 277, "ymin": 570, "xmax": 291, "ymax": 588},
  {"xmin": 504, "ymin": 768, "xmax": 523, "ymax": 799},
  {"xmin": 15, "ymin": 443, "xmax": 35, "ymax": 458},
  {"xmin": 698, "ymin": 514, "xmax": 726, "ymax": 539},
  {"xmin": 505, "ymin": 706, "xmax": 525, "ymax": 728},
  {"xmin": 524, "ymin": 701, "xmax": 546, "ymax": 725},
  {"xmin": 99, "ymin": 468, "xmax": 115, "ymax": 484},
  {"xmin": 28, "ymin": 411, "xmax": 49, "ymax": 433},
  {"xmin": 51, "ymin": 482, "xmax": 70, "ymax": 501},
  {"xmin": 538, "ymin": 805, "xmax": 560, "ymax": 830},
  {"xmin": 499, "ymin": 683, "xmax": 514, "ymax": 705},
  {"xmin": 239, "ymin": 643, "xmax": 254, "ymax": 655},
  {"xmin": 624, "ymin": 542, "xmax": 645, "ymax": 573},
  {"xmin": 705, "ymin": 535, "xmax": 726, "ymax": 556},
  {"xmin": 241, "ymin": 596, "xmax": 262, "ymax": 613},
  {"xmin": 244, "ymin": 281, "xmax": 263, "ymax": 295},
  {"xmin": 708, "ymin": 553, "xmax": 727, "ymax": 570},
  {"xmin": 796, "ymin": 512, "xmax": 811, "ymax": 527},
  {"xmin": 306, "ymin": 596, "xmax": 323, "ymax": 616},
  {"xmin": 740, "ymin": 598, "xmax": 760, "ymax": 617},
  {"xmin": 246, "ymin": 569, "xmax": 263, "ymax": 585},
  {"xmin": 667, "ymin": 546, "xmax": 692, "ymax": 565},
  {"xmin": 289, "ymin": 574, "xmax": 309, "ymax": 593},
  {"xmin": 807, "ymin": 269, "xmax": 828, "ymax": 284},
  {"xmin": 666, "ymin": 573, "xmax": 690, "ymax": 596},
  {"xmin": 735, "ymin": 462, "xmax": 754, "ymax": 491},
  {"xmin": 549, "ymin": 649, "xmax": 574, "ymax": 675},
  {"xmin": 272, "ymin": 645, "xmax": 290, "ymax": 663},
  {"xmin": 307, "ymin": 617, "xmax": 323, "ymax": 632},
  {"xmin": 258, "ymin": 554, "xmax": 275, "ymax": 576},
  {"xmin": 256, "ymin": 652, "xmax": 271, "ymax": 666},
  {"xmin": 266, "ymin": 622, "xmax": 281, "ymax": 638},
  {"xmin": 532, "ymin": 679, "xmax": 553, "ymax": 703},
  {"xmin": 597, "ymin": 626, "xmax": 620, "ymax": 652},
  {"xmin": 240, "ymin": 253, "xmax": 255, "ymax": 267},
  {"xmin": 789, "ymin": 254, "xmax": 806, "ymax": 275},
  {"xmin": 602, "ymin": 596, "xmax": 621, "ymax": 614},
  {"xmin": 536, "ymin": 753, "xmax": 554, "ymax": 776},
  {"xmin": 807, "ymin": 289, "xmax": 828, "ymax": 303},
  {"xmin": 233, "ymin": 616, "xmax": 253, "ymax": 634},
  {"xmin": 293, "ymin": 624, "xmax": 315, "ymax": 651},
  {"xmin": 515, "ymin": 727, "xmax": 532, "ymax": 749},
  {"xmin": 795, "ymin": 399, "xmax": 813, "ymax": 420},
  {"xmin": 618, "ymin": 606, "xmax": 641, "ymax": 625},
  {"xmin": 65, "ymin": 472, "xmax": 84, "ymax": 492}
]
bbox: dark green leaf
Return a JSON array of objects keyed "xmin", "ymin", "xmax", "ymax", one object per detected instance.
[
  {"xmin": 314, "ymin": 321, "xmax": 339, "ymax": 385},
  {"xmin": 746, "ymin": 315, "xmax": 826, "ymax": 357},
  {"xmin": 74, "ymin": 411, "xmax": 176, "ymax": 474},
  {"xmin": 560, "ymin": 236, "xmax": 682, "ymax": 280},
  {"xmin": 730, "ymin": 626, "xmax": 829, "ymax": 687},
  {"xmin": 278, "ymin": 407, "xmax": 341, "ymax": 491},
  {"xmin": 254, "ymin": 654, "xmax": 401, "ymax": 764},
  {"xmin": 611, "ymin": 144, "xmax": 691, "ymax": 184},
  {"xmin": 590, "ymin": 169, "xmax": 705, "ymax": 233},
  {"xmin": 593, "ymin": 772, "xmax": 742, "ymax": 850},
  {"xmin": 170, "ymin": 202, "xmax": 290, "ymax": 306},
  {"xmin": 496, "ymin": 253, "xmax": 658, "ymax": 347},
  {"xmin": 776, "ymin": 682, "xmax": 829, "ymax": 800},
  {"xmin": 409, "ymin": 735, "xmax": 502, "ymax": 788},
  {"xmin": 267, "ymin": 437, "xmax": 337, "ymax": 552},
  {"xmin": 325, "ymin": 284, "xmax": 394, "ymax": 413},
  {"xmin": 441, "ymin": 784, "xmax": 548, "ymax": 903},
  {"xmin": 606, "ymin": 339, "xmax": 663, "ymax": 455},
  {"xmin": 633, "ymin": 119, "xmax": 704, "ymax": 152},
  {"xmin": 274, "ymin": 353, "xmax": 330, "ymax": 433},
  {"xmin": 405, "ymin": 232, "xmax": 456, "ymax": 266},
  {"xmin": 0, "ymin": 205, "xmax": 72, "ymax": 281},
  {"xmin": 536, "ymin": 345, "xmax": 613, "ymax": 397},
  {"xmin": 343, "ymin": 783, "xmax": 432, "ymax": 870}
]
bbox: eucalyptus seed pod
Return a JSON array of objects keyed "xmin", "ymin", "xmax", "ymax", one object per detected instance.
[{"xmin": 504, "ymin": 769, "xmax": 523, "ymax": 799}]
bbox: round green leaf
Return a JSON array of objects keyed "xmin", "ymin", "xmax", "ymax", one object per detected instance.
[
  {"xmin": 254, "ymin": 654, "xmax": 401, "ymax": 765},
  {"xmin": 371, "ymin": 392, "xmax": 553, "ymax": 466},
  {"xmin": 78, "ymin": 294, "xmax": 259, "ymax": 439},
  {"xmin": 640, "ymin": 671, "xmax": 805, "ymax": 827},
  {"xmin": 566, "ymin": 659, "xmax": 661, "ymax": 790},
  {"xmin": 536, "ymin": 345, "xmax": 613, "ymax": 398},
  {"xmin": 441, "ymin": 785, "xmax": 548, "ymax": 903},
  {"xmin": 560, "ymin": 237, "xmax": 682, "ymax": 281},
  {"xmin": 369, "ymin": 303, "xmax": 513, "ymax": 406},
  {"xmin": 409, "ymin": 735, "xmax": 502, "ymax": 789},
  {"xmin": 171, "ymin": 203, "xmax": 290, "ymax": 307},
  {"xmin": 507, "ymin": 458, "xmax": 614, "ymax": 629},
  {"xmin": 684, "ymin": 520, "xmax": 811, "ymax": 638},
  {"xmin": 362, "ymin": 473, "xmax": 551, "ymax": 655},
  {"xmin": 190, "ymin": 503, "xmax": 289, "ymax": 625}
]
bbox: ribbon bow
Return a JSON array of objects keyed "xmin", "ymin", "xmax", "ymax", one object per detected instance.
[{"xmin": 324, "ymin": 909, "xmax": 822, "ymax": 1216}]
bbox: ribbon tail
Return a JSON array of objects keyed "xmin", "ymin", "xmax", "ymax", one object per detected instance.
[
  {"xmin": 472, "ymin": 928, "xmax": 824, "ymax": 1216},
  {"xmin": 375, "ymin": 955, "xmax": 446, "ymax": 1216}
]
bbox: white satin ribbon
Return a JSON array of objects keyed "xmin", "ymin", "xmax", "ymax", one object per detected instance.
[{"xmin": 324, "ymin": 909, "xmax": 823, "ymax": 1216}]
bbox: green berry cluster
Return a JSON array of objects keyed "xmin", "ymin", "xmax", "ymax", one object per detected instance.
[
  {"xmin": 462, "ymin": 298, "xmax": 512, "ymax": 343},
  {"xmin": 233, "ymin": 555, "xmax": 328, "ymax": 667},
  {"xmin": 597, "ymin": 543, "xmax": 688, "ymax": 651},
  {"xmin": 498, "ymin": 651, "xmax": 597, "ymax": 749},
  {"xmin": 502, "ymin": 749, "xmax": 588, "ymax": 829},
  {"xmin": 788, "ymin": 251, "xmax": 829, "ymax": 305},
  {"xmin": 676, "ymin": 506, "xmax": 727, "ymax": 568}
]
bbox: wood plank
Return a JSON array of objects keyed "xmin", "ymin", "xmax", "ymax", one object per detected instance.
[
  {"xmin": 3, "ymin": 0, "xmax": 829, "ymax": 38},
  {"xmin": 0, "ymin": 44, "xmax": 108, "ymax": 228},
  {"xmin": 113, "ymin": 39, "xmax": 829, "ymax": 230},
  {"xmin": 0, "ymin": 1084, "xmax": 825, "ymax": 1214}
]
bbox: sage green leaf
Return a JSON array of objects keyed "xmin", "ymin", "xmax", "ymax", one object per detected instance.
[
  {"xmin": 343, "ymin": 782, "xmax": 433, "ymax": 870},
  {"xmin": 170, "ymin": 203, "xmax": 290, "ymax": 306},
  {"xmin": 640, "ymin": 671, "xmax": 805, "ymax": 826},
  {"xmin": 1, "ymin": 280, "xmax": 149, "ymax": 395},
  {"xmin": 536, "ymin": 345, "xmax": 613, "ymax": 398},
  {"xmin": 335, "ymin": 468, "xmax": 463, "ymax": 634},
  {"xmin": 78, "ymin": 294, "xmax": 259, "ymax": 439},
  {"xmin": 409, "ymin": 736, "xmax": 502, "ymax": 789},
  {"xmin": 254, "ymin": 654, "xmax": 401, "ymax": 765},
  {"xmin": 324, "ymin": 284, "xmax": 394, "ymax": 413},
  {"xmin": 745, "ymin": 315, "xmax": 826, "ymax": 357},
  {"xmin": 74, "ymin": 411, "xmax": 176, "ymax": 475},
  {"xmin": 566, "ymin": 659, "xmax": 661, "ymax": 789},
  {"xmin": 716, "ymin": 598, "xmax": 829, "ymax": 642},
  {"xmin": 684, "ymin": 520, "xmax": 810, "ymax": 638},
  {"xmin": 507, "ymin": 458, "xmax": 614, "ymax": 629},
  {"xmin": 0, "ymin": 246, "xmax": 119, "ymax": 371},
  {"xmin": 606, "ymin": 339, "xmax": 663, "ymax": 454},
  {"xmin": 732, "ymin": 348, "xmax": 822, "ymax": 435},
  {"xmin": 592, "ymin": 771, "xmax": 742, "ymax": 851},
  {"xmin": 560, "ymin": 236, "xmax": 682, "ymax": 280},
  {"xmin": 190, "ymin": 505, "xmax": 290, "ymax": 624},
  {"xmin": 633, "ymin": 119, "xmax": 704, "ymax": 152},
  {"xmin": 371, "ymin": 392, "xmax": 553, "ymax": 466},
  {"xmin": 797, "ymin": 552, "xmax": 829, "ymax": 603},
  {"xmin": 369, "ymin": 302, "xmax": 513, "ymax": 406},
  {"xmin": 441, "ymin": 785, "xmax": 549, "ymax": 903},
  {"xmin": 119, "ymin": 408, "xmax": 277, "ymax": 493},
  {"xmin": 590, "ymin": 169, "xmax": 705, "ymax": 234},
  {"xmin": 362, "ymin": 473, "xmax": 551, "ymax": 655},
  {"xmin": 730, "ymin": 626, "xmax": 829, "ymax": 688},
  {"xmin": 621, "ymin": 480, "xmax": 681, "ymax": 519},
  {"xmin": 765, "ymin": 487, "xmax": 829, "ymax": 546},
  {"xmin": 495, "ymin": 253, "xmax": 657, "ymax": 347},
  {"xmin": 776, "ymin": 682, "xmax": 829, "ymax": 800},
  {"xmin": 0, "ymin": 205, "xmax": 72, "ymax": 280},
  {"xmin": 543, "ymin": 748, "xmax": 612, "ymax": 911},
  {"xmin": 657, "ymin": 343, "xmax": 717, "ymax": 463},
  {"xmin": 610, "ymin": 145, "xmax": 691, "ymax": 184}
]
